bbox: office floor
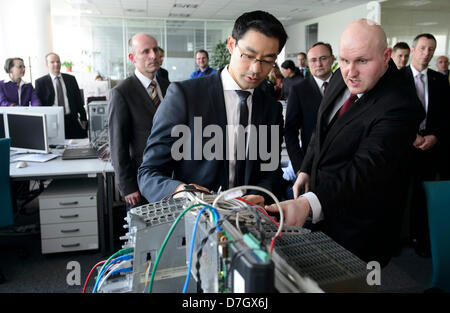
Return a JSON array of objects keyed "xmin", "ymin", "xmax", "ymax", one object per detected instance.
[{"xmin": 0, "ymin": 199, "xmax": 433, "ymax": 293}]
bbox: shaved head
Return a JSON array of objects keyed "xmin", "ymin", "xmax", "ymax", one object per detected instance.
[
  {"xmin": 128, "ymin": 33, "xmax": 160, "ymax": 79},
  {"xmin": 338, "ymin": 19, "xmax": 391, "ymax": 94}
]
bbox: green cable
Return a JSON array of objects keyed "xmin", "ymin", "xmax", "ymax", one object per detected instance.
[
  {"xmin": 94, "ymin": 248, "xmax": 133, "ymax": 292},
  {"xmin": 148, "ymin": 203, "xmax": 209, "ymax": 293}
]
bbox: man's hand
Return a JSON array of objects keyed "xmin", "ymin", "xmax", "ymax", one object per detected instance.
[
  {"xmin": 293, "ymin": 172, "xmax": 310, "ymax": 199},
  {"xmin": 80, "ymin": 120, "xmax": 88, "ymax": 130},
  {"xmin": 124, "ymin": 190, "xmax": 142, "ymax": 206},
  {"xmin": 242, "ymin": 195, "xmax": 265, "ymax": 207},
  {"xmin": 174, "ymin": 183, "xmax": 210, "ymax": 198},
  {"xmin": 413, "ymin": 134, "xmax": 425, "ymax": 148},
  {"xmin": 417, "ymin": 135, "xmax": 437, "ymax": 151},
  {"xmin": 265, "ymin": 197, "xmax": 311, "ymax": 226}
]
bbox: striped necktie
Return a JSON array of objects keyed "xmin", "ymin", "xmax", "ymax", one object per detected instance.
[{"xmin": 148, "ymin": 81, "xmax": 161, "ymax": 108}]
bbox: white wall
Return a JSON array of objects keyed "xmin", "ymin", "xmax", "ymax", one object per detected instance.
[
  {"xmin": 284, "ymin": 3, "xmax": 376, "ymax": 63},
  {"xmin": 0, "ymin": 0, "xmax": 53, "ymax": 83}
]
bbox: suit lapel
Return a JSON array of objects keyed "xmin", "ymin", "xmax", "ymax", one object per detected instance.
[
  {"xmin": 46, "ymin": 74, "xmax": 56, "ymax": 103},
  {"xmin": 207, "ymin": 71, "xmax": 229, "ymax": 189}
]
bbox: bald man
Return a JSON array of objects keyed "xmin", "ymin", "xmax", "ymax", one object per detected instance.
[
  {"xmin": 108, "ymin": 33, "xmax": 170, "ymax": 208},
  {"xmin": 266, "ymin": 19, "xmax": 424, "ymax": 266}
]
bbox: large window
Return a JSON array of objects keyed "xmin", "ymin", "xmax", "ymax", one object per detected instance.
[{"xmin": 52, "ymin": 15, "xmax": 233, "ymax": 83}]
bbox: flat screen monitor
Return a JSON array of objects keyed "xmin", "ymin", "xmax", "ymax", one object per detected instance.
[
  {"xmin": 6, "ymin": 112, "xmax": 49, "ymax": 154},
  {"xmin": 0, "ymin": 106, "xmax": 65, "ymax": 145}
]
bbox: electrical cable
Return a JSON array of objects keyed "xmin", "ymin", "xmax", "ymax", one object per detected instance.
[
  {"xmin": 82, "ymin": 260, "xmax": 106, "ymax": 293},
  {"xmin": 92, "ymin": 251, "xmax": 133, "ymax": 293},
  {"xmin": 147, "ymin": 203, "xmax": 218, "ymax": 293},
  {"xmin": 182, "ymin": 205, "xmax": 219, "ymax": 293}
]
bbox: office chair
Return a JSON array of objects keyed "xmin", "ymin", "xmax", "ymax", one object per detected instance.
[{"xmin": 423, "ymin": 180, "xmax": 450, "ymax": 292}]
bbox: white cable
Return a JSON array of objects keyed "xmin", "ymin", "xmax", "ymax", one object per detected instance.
[
  {"xmin": 97, "ymin": 260, "xmax": 132, "ymax": 292},
  {"xmin": 212, "ymin": 185, "xmax": 284, "ymax": 239}
]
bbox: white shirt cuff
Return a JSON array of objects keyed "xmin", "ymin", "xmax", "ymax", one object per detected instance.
[{"xmin": 300, "ymin": 192, "xmax": 324, "ymax": 224}]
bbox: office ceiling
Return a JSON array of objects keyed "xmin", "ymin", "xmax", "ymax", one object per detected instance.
[{"xmin": 52, "ymin": 0, "xmax": 371, "ymax": 26}]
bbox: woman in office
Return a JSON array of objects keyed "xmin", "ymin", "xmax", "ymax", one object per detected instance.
[{"xmin": 0, "ymin": 57, "xmax": 41, "ymax": 106}]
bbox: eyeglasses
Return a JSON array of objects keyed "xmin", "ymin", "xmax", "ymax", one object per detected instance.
[
  {"xmin": 15, "ymin": 65, "xmax": 26, "ymax": 69},
  {"xmin": 235, "ymin": 44, "xmax": 277, "ymax": 69},
  {"xmin": 308, "ymin": 56, "xmax": 331, "ymax": 64}
]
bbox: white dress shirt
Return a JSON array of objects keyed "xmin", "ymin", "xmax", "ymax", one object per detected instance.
[
  {"xmin": 49, "ymin": 73, "xmax": 71, "ymax": 114},
  {"xmin": 221, "ymin": 66, "xmax": 254, "ymax": 188},
  {"xmin": 410, "ymin": 65, "xmax": 429, "ymax": 130},
  {"xmin": 134, "ymin": 69, "xmax": 163, "ymax": 103},
  {"xmin": 312, "ymin": 75, "xmax": 332, "ymax": 96}
]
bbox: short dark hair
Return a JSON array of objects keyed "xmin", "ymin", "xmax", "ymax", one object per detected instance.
[
  {"xmin": 298, "ymin": 52, "xmax": 307, "ymax": 58},
  {"xmin": 412, "ymin": 33, "xmax": 436, "ymax": 48},
  {"xmin": 393, "ymin": 42, "xmax": 410, "ymax": 52},
  {"xmin": 4, "ymin": 58, "xmax": 24, "ymax": 74},
  {"xmin": 195, "ymin": 49, "xmax": 209, "ymax": 59},
  {"xmin": 307, "ymin": 42, "xmax": 333, "ymax": 56},
  {"xmin": 281, "ymin": 60, "xmax": 296, "ymax": 72},
  {"xmin": 232, "ymin": 10, "xmax": 288, "ymax": 53}
]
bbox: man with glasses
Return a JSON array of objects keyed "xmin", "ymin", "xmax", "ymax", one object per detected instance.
[
  {"xmin": 138, "ymin": 10, "xmax": 287, "ymax": 205},
  {"xmin": 285, "ymin": 42, "xmax": 335, "ymax": 179}
]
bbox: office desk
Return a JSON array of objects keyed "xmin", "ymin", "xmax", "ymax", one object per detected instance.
[{"xmin": 10, "ymin": 157, "xmax": 111, "ymax": 255}]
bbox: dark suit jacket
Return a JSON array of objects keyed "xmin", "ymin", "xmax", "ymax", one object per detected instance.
[
  {"xmin": 108, "ymin": 74, "xmax": 169, "ymax": 197},
  {"xmin": 285, "ymin": 75, "xmax": 324, "ymax": 173},
  {"xmin": 138, "ymin": 70, "xmax": 284, "ymax": 203},
  {"xmin": 157, "ymin": 67, "xmax": 169, "ymax": 81},
  {"xmin": 280, "ymin": 74, "xmax": 303, "ymax": 100},
  {"xmin": 300, "ymin": 60, "xmax": 425, "ymax": 266},
  {"xmin": 35, "ymin": 73, "xmax": 87, "ymax": 138},
  {"xmin": 400, "ymin": 66, "xmax": 450, "ymax": 142}
]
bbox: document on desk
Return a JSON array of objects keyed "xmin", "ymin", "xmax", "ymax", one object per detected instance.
[{"xmin": 13, "ymin": 153, "xmax": 59, "ymax": 163}]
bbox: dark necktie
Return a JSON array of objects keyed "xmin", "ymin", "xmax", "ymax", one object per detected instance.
[
  {"xmin": 336, "ymin": 93, "xmax": 358, "ymax": 119},
  {"xmin": 148, "ymin": 81, "xmax": 161, "ymax": 108},
  {"xmin": 234, "ymin": 90, "xmax": 251, "ymax": 187},
  {"xmin": 55, "ymin": 76, "xmax": 66, "ymax": 113},
  {"xmin": 322, "ymin": 81, "xmax": 328, "ymax": 95}
]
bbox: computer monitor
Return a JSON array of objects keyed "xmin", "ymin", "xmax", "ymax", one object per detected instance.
[
  {"xmin": 6, "ymin": 112, "xmax": 49, "ymax": 154},
  {"xmin": 0, "ymin": 107, "xmax": 65, "ymax": 145}
]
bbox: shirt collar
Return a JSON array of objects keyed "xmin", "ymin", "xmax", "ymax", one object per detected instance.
[
  {"xmin": 4, "ymin": 77, "xmax": 26, "ymax": 86},
  {"xmin": 49, "ymin": 73, "xmax": 62, "ymax": 81},
  {"xmin": 221, "ymin": 66, "xmax": 254, "ymax": 95},
  {"xmin": 312, "ymin": 74, "xmax": 332, "ymax": 89},
  {"xmin": 410, "ymin": 65, "xmax": 428, "ymax": 78},
  {"xmin": 135, "ymin": 69, "xmax": 158, "ymax": 89}
]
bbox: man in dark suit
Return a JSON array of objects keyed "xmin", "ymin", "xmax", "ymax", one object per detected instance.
[
  {"xmin": 400, "ymin": 33, "xmax": 450, "ymax": 256},
  {"xmin": 156, "ymin": 47, "xmax": 169, "ymax": 81},
  {"xmin": 285, "ymin": 42, "xmax": 335, "ymax": 174},
  {"xmin": 35, "ymin": 52, "xmax": 87, "ymax": 139},
  {"xmin": 108, "ymin": 33, "xmax": 170, "ymax": 207},
  {"xmin": 297, "ymin": 52, "xmax": 309, "ymax": 78},
  {"xmin": 138, "ymin": 10, "xmax": 287, "ymax": 205},
  {"xmin": 267, "ymin": 19, "xmax": 424, "ymax": 267}
]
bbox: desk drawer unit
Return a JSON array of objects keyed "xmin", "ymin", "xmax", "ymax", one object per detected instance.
[{"xmin": 39, "ymin": 178, "xmax": 99, "ymax": 254}]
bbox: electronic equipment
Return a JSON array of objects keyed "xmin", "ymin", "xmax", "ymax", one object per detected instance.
[
  {"xmin": 91, "ymin": 191, "xmax": 372, "ymax": 294},
  {"xmin": 0, "ymin": 107, "xmax": 65, "ymax": 145},
  {"xmin": 88, "ymin": 100, "xmax": 109, "ymax": 145},
  {"xmin": 6, "ymin": 112, "xmax": 49, "ymax": 154}
]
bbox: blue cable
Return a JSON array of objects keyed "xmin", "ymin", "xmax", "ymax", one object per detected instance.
[
  {"xmin": 182, "ymin": 205, "xmax": 219, "ymax": 293},
  {"xmin": 92, "ymin": 254, "xmax": 133, "ymax": 293}
]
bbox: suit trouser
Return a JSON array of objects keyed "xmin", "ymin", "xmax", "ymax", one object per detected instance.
[
  {"xmin": 409, "ymin": 148, "xmax": 439, "ymax": 248},
  {"xmin": 64, "ymin": 114, "xmax": 87, "ymax": 139}
]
